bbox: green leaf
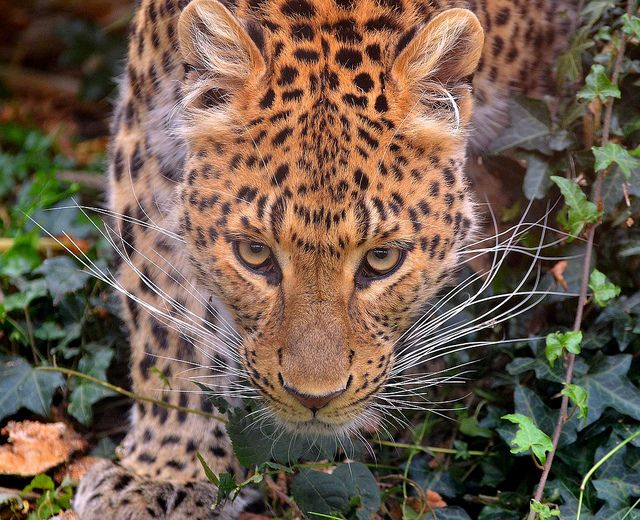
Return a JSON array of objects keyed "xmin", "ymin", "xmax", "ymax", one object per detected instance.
[
  {"xmin": 561, "ymin": 384, "xmax": 589, "ymax": 421},
  {"xmin": 501, "ymin": 413, "xmax": 553, "ymax": 465},
  {"xmin": 22, "ymin": 474, "xmax": 55, "ymax": 495},
  {"xmin": 575, "ymin": 354, "xmax": 640, "ymax": 427},
  {"xmin": 433, "ymin": 507, "xmax": 473, "ymax": 520},
  {"xmin": 333, "ymin": 463, "xmax": 381, "ymax": 520},
  {"xmin": 292, "ymin": 469, "xmax": 351, "ymax": 518},
  {"xmin": 67, "ymin": 348, "xmax": 115, "ymax": 425},
  {"xmin": 523, "ymin": 154, "xmax": 552, "ymax": 200},
  {"xmin": 592, "ymin": 143, "xmax": 640, "ymax": 178},
  {"xmin": 0, "ymin": 356, "xmax": 64, "ymax": 421},
  {"xmin": 622, "ymin": 14, "xmax": 640, "ymax": 38},
  {"xmin": 577, "ymin": 64, "xmax": 621, "ymax": 102},
  {"xmin": 0, "ymin": 233, "xmax": 41, "ymax": 278},
  {"xmin": 545, "ymin": 331, "xmax": 583, "ymax": 366},
  {"xmin": 550, "ymin": 176, "xmax": 601, "ymax": 239},
  {"xmin": 530, "ymin": 500, "xmax": 561, "ymax": 519},
  {"xmin": 588, "ymin": 269, "xmax": 621, "ymax": 307},
  {"xmin": 34, "ymin": 256, "xmax": 90, "ymax": 304},
  {"xmin": 490, "ymin": 98, "xmax": 555, "ymax": 154},
  {"xmin": 3, "ymin": 279, "xmax": 48, "ymax": 312},
  {"xmin": 196, "ymin": 452, "xmax": 220, "ymax": 486}
]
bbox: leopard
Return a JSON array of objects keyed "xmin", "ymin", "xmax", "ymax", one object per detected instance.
[{"xmin": 73, "ymin": 0, "xmax": 577, "ymax": 517}]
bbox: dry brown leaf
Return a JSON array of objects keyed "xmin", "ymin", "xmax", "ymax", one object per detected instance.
[
  {"xmin": 550, "ymin": 260, "xmax": 569, "ymax": 291},
  {"xmin": 425, "ymin": 489, "xmax": 447, "ymax": 509},
  {"xmin": 54, "ymin": 456, "xmax": 101, "ymax": 483},
  {"xmin": 0, "ymin": 421, "xmax": 87, "ymax": 476}
]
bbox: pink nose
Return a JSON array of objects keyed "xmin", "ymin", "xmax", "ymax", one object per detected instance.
[{"xmin": 283, "ymin": 385, "xmax": 346, "ymax": 411}]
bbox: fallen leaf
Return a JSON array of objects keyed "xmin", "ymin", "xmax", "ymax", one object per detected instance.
[
  {"xmin": 0, "ymin": 421, "xmax": 87, "ymax": 476},
  {"xmin": 550, "ymin": 260, "xmax": 569, "ymax": 290},
  {"xmin": 425, "ymin": 489, "xmax": 447, "ymax": 509},
  {"xmin": 54, "ymin": 456, "xmax": 101, "ymax": 483}
]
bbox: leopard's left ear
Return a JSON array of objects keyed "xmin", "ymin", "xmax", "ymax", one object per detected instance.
[
  {"xmin": 178, "ymin": 0, "xmax": 267, "ymax": 90},
  {"xmin": 391, "ymin": 8, "xmax": 484, "ymax": 130}
]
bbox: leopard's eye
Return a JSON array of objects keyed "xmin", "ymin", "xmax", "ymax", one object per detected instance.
[
  {"xmin": 356, "ymin": 247, "xmax": 405, "ymax": 286},
  {"xmin": 365, "ymin": 248, "xmax": 402, "ymax": 275},
  {"xmin": 235, "ymin": 241, "xmax": 272, "ymax": 269}
]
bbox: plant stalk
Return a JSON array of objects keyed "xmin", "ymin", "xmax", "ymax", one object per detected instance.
[
  {"xmin": 529, "ymin": 1, "xmax": 634, "ymax": 514},
  {"xmin": 36, "ymin": 366, "xmax": 226, "ymax": 423}
]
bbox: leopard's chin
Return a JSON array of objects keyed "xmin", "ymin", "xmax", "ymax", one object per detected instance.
[{"xmin": 274, "ymin": 407, "xmax": 381, "ymax": 437}]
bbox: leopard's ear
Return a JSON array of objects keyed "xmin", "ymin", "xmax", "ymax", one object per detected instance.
[
  {"xmin": 391, "ymin": 8, "xmax": 484, "ymax": 132},
  {"xmin": 178, "ymin": 0, "xmax": 266, "ymax": 88}
]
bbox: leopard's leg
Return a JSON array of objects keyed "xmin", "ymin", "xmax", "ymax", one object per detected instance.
[{"xmin": 73, "ymin": 205, "xmax": 258, "ymax": 517}]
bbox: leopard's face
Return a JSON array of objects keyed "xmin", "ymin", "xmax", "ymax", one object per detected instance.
[{"xmin": 176, "ymin": 0, "xmax": 483, "ymax": 432}]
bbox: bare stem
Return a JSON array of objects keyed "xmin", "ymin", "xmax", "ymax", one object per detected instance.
[
  {"xmin": 36, "ymin": 366, "xmax": 226, "ymax": 424},
  {"xmin": 529, "ymin": 1, "xmax": 634, "ymax": 512}
]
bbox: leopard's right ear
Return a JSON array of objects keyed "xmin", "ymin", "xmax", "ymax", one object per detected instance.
[{"xmin": 178, "ymin": 0, "xmax": 267, "ymax": 89}]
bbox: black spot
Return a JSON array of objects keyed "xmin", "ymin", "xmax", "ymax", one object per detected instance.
[
  {"xmin": 281, "ymin": 0, "xmax": 316, "ymax": 18},
  {"xmin": 343, "ymin": 94, "xmax": 368, "ymax": 108},
  {"xmin": 365, "ymin": 44, "xmax": 382, "ymax": 62},
  {"xmin": 354, "ymin": 169, "xmax": 370, "ymax": 190},
  {"xmin": 130, "ymin": 145, "xmax": 144, "ymax": 179},
  {"xmin": 272, "ymin": 164, "xmax": 289, "ymax": 185},
  {"xmin": 364, "ymin": 16, "xmax": 400, "ymax": 31},
  {"xmin": 282, "ymin": 89, "xmax": 304, "ymax": 102},
  {"xmin": 333, "ymin": 19, "xmax": 362, "ymax": 43},
  {"xmin": 112, "ymin": 474, "xmax": 133, "ymax": 492},
  {"xmin": 442, "ymin": 167, "xmax": 456, "ymax": 187},
  {"xmin": 335, "ymin": 47, "xmax": 362, "ymax": 69},
  {"xmin": 294, "ymin": 48, "xmax": 320, "ymax": 62},
  {"xmin": 292, "ymin": 24, "xmax": 315, "ymax": 40},
  {"xmin": 272, "ymin": 127, "xmax": 293, "ymax": 146},
  {"xmin": 278, "ymin": 66, "xmax": 298, "ymax": 86},
  {"xmin": 495, "ymin": 7, "xmax": 511, "ymax": 25},
  {"xmin": 151, "ymin": 318, "xmax": 169, "ymax": 349},
  {"xmin": 259, "ymin": 88, "xmax": 275, "ymax": 109},
  {"xmin": 395, "ymin": 27, "xmax": 416, "ymax": 56},
  {"xmin": 374, "ymin": 94, "xmax": 388, "ymax": 112},
  {"xmin": 211, "ymin": 446, "xmax": 227, "ymax": 457},
  {"xmin": 353, "ymin": 72, "xmax": 374, "ymax": 92}
]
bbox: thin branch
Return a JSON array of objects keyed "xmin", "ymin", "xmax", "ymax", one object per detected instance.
[
  {"xmin": 36, "ymin": 366, "xmax": 226, "ymax": 424},
  {"xmin": 529, "ymin": 0, "xmax": 634, "ymax": 511}
]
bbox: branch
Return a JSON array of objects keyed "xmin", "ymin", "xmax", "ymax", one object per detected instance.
[
  {"xmin": 529, "ymin": 0, "xmax": 634, "ymax": 511},
  {"xmin": 36, "ymin": 366, "xmax": 226, "ymax": 424}
]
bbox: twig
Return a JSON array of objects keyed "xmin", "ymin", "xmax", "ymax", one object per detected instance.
[
  {"xmin": 376, "ymin": 439, "xmax": 490, "ymax": 457},
  {"xmin": 529, "ymin": 1, "xmax": 634, "ymax": 513},
  {"xmin": 36, "ymin": 366, "xmax": 226, "ymax": 424},
  {"xmin": 0, "ymin": 237, "xmax": 92, "ymax": 255}
]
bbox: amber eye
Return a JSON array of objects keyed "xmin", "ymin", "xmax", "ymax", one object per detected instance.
[
  {"xmin": 235, "ymin": 241, "xmax": 272, "ymax": 268},
  {"xmin": 365, "ymin": 248, "xmax": 402, "ymax": 274},
  {"xmin": 356, "ymin": 247, "xmax": 405, "ymax": 286}
]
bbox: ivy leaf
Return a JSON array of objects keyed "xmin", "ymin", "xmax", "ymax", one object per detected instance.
[
  {"xmin": 550, "ymin": 176, "xmax": 601, "ymax": 239},
  {"xmin": 523, "ymin": 154, "xmax": 552, "ymax": 200},
  {"xmin": 501, "ymin": 413, "xmax": 553, "ymax": 465},
  {"xmin": 333, "ymin": 463, "xmax": 381, "ymax": 520},
  {"xmin": 529, "ymin": 500, "xmax": 561, "ymax": 519},
  {"xmin": 0, "ymin": 356, "xmax": 64, "ymax": 421},
  {"xmin": 292, "ymin": 463, "xmax": 380, "ymax": 520},
  {"xmin": 34, "ymin": 256, "xmax": 90, "ymax": 304},
  {"xmin": 588, "ymin": 269, "xmax": 621, "ymax": 307},
  {"xmin": 2, "ymin": 278, "xmax": 48, "ymax": 312},
  {"xmin": 577, "ymin": 64, "xmax": 621, "ymax": 102},
  {"xmin": 561, "ymin": 384, "xmax": 589, "ymax": 421},
  {"xmin": 490, "ymin": 98, "xmax": 555, "ymax": 154},
  {"xmin": 592, "ymin": 143, "xmax": 640, "ymax": 179},
  {"xmin": 575, "ymin": 354, "xmax": 640, "ymax": 427},
  {"xmin": 292, "ymin": 469, "xmax": 351, "ymax": 518},
  {"xmin": 622, "ymin": 14, "xmax": 640, "ymax": 38},
  {"xmin": 545, "ymin": 331, "xmax": 583, "ymax": 366},
  {"xmin": 67, "ymin": 347, "xmax": 116, "ymax": 425}
]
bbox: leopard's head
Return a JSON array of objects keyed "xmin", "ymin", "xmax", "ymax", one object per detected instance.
[{"xmin": 176, "ymin": 0, "xmax": 483, "ymax": 433}]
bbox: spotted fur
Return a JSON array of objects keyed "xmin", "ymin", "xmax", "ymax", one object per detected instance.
[{"xmin": 74, "ymin": 0, "xmax": 576, "ymax": 516}]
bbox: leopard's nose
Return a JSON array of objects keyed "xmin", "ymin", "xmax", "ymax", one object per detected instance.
[{"xmin": 282, "ymin": 382, "xmax": 347, "ymax": 411}]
